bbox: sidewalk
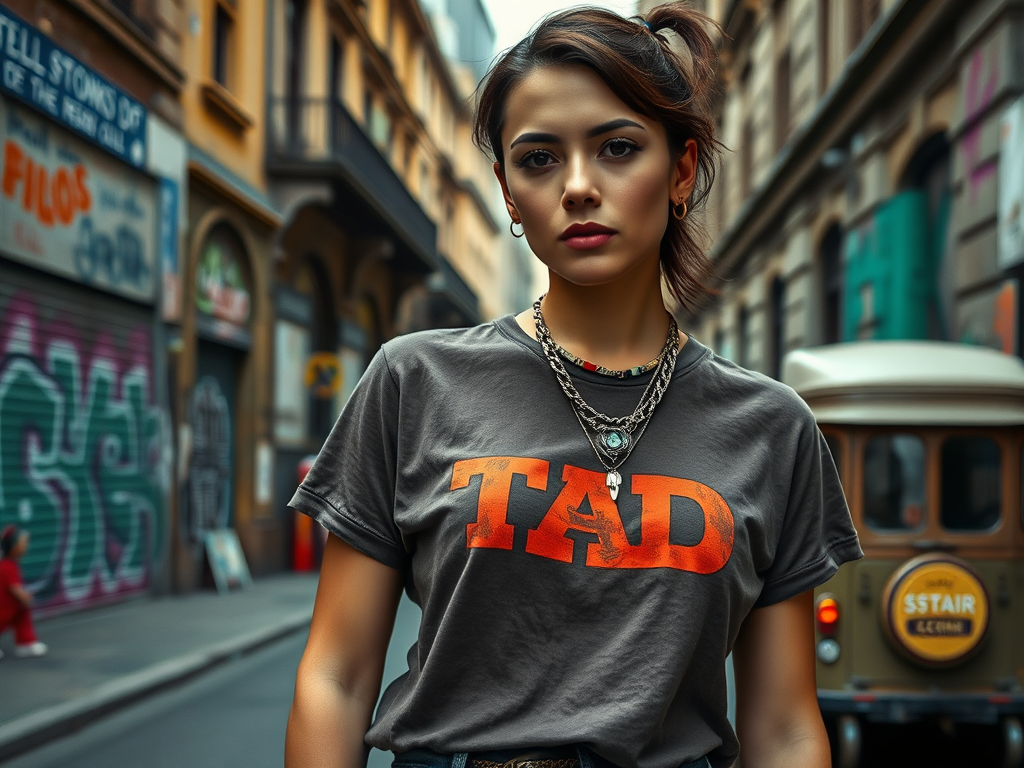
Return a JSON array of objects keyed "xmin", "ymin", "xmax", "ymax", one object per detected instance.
[{"xmin": 0, "ymin": 573, "xmax": 319, "ymax": 762}]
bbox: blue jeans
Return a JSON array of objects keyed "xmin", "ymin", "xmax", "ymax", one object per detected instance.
[{"xmin": 391, "ymin": 747, "xmax": 711, "ymax": 768}]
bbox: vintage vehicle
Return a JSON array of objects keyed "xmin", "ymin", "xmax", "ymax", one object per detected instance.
[{"xmin": 783, "ymin": 341, "xmax": 1024, "ymax": 768}]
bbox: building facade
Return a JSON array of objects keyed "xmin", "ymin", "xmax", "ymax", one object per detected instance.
[
  {"xmin": 0, "ymin": 0, "xmax": 187, "ymax": 612},
  {"xmin": 689, "ymin": 0, "xmax": 1024, "ymax": 376},
  {"xmin": 0, "ymin": 0, "xmax": 520, "ymax": 614},
  {"xmin": 262, "ymin": 0, "xmax": 514, "ymax": 571}
]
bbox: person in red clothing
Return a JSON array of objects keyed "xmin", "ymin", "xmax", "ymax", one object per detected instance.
[{"xmin": 0, "ymin": 525, "xmax": 47, "ymax": 660}]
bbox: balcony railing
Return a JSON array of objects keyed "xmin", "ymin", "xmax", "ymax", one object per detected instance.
[
  {"xmin": 428, "ymin": 256, "xmax": 479, "ymax": 323},
  {"xmin": 267, "ymin": 97, "xmax": 438, "ymax": 271}
]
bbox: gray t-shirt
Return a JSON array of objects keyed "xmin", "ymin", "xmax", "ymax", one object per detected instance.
[{"xmin": 290, "ymin": 315, "xmax": 862, "ymax": 768}]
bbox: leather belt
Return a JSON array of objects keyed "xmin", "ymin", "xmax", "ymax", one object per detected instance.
[{"xmin": 470, "ymin": 758, "xmax": 579, "ymax": 768}]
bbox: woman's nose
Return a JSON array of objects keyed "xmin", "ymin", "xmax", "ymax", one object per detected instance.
[{"xmin": 561, "ymin": 156, "xmax": 600, "ymax": 210}]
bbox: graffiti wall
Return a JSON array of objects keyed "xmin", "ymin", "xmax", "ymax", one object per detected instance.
[{"xmin": 0, "ymin": 282, "xmax": 169, "ymax": 613}]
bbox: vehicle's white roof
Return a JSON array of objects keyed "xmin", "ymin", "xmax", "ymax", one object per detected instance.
[{"xmin": 783, "ymin": 341, "xmax": 1024, "ymax": 425}]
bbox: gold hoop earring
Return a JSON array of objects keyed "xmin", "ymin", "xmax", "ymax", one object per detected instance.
[
  {"xmin": 510, "ymin": 220, "xmax": 525, "ymax": 238},
  {"xmin": 672, "ymin": 200, "xmax": 688, "ymax": 220}
]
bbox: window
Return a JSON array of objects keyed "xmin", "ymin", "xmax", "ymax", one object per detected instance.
[
  {"xmin": 387, "ymin": 0, "xmax": 398, "ymax": 51},
  {"xmin": 403, "ymin": 133, "xmax": 415, "ymax": 175},
  {"xmin": 773, "ymin": 0, "xmax": 790, "ymax": 151},
  {"xmin": 329, "ymin": 37, "xmax": 344, "ymax": 102},
  {"xmin": 820, "ymin": 224, "xmax": 843, "ymax": 344},
  {"xmin": 774, "ymin": 50, "xmax": 791, "ymax": 151},
  {"xmin": 849, "ymin": 0, "xmax": 881, "ymax": 51},
  {"xmin": 942, "ymin": 437, "xmax": 1001, "ymax": 531},
  {"xmin": 741, "ymin": 118, "xmax": 754, "ymax": 198},
  {"xmin": 818, "ymin": 0, "xmax": 829, "ymax": 95},
  {"xmin": 213, "ymin": 1, "xmax": 235, "ymax": 88},
  {"xmin": 823, "ymin": 432, "xmax": 844, "ymax": 485},
  {"xmin": 737, "ymin": 305, "xmax": 749, "ymax": 367},
  {"xmin": 769, "ymin": 276, "xmax": 785, "ymax": 379},
  {"xmin": 286, "ymin": 0, "xmax": 308, "ymax": 98},
  {"xmin": 863, "ymin": 434, "xmax": 926, "ymax": 531},
  {"xmin": 363, "ymin": 88, "xmax": 374, "ymax": 127}
]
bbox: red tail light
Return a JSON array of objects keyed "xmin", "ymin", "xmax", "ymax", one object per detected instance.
[{"xmin": 816, "ymin": 594, "xmax": 840, "ymax": 636}]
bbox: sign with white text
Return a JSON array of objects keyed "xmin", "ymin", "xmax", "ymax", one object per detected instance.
[
  {"xmin": 0, "ymin": 96, "xmax": 157, "ymax": 302},
  {"xmin": 999, "ymin": 97, "xmax": 1024, "ymax": 269},
  {"xmin": 0, "ymin": 5, "xmax": 147, "ymax": 168}
]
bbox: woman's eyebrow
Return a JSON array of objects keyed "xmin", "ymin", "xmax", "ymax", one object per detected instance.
[
  {"xmin": 586, "ymin": 118, "xmax": 645, "ymax": 137},
  {"xmin": 510, "ymin": 131, "xmax": 558, "ymax": 149},
  {"xmin": 509, "ymin": 119, "xmax": 645, "ymax": 150}
]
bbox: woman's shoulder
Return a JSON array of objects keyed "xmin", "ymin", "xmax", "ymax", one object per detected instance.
[
  {"xmin": 694, "ymin": 343, "xmax": 815, "ymax": 425},
  {"xmin": 380, "ymin": 317, "xmax": 519, "ymax": 375}
]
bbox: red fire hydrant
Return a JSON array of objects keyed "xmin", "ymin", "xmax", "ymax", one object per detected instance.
[{"xmin": 293, "ymin": 455, "xmax": 318, "ymax": 571}]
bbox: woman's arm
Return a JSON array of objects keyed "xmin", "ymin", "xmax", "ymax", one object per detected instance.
[
  {"xmin": 286, "ymin": 533, "xmax": 404, "ymax": 768},
  {"xmin": 732, "ymin": 589, "xmax": 831, "ymax": 768}
]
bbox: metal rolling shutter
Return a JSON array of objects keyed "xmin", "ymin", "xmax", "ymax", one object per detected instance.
[{"xmin": 0, "ymin": 260, "xmax": 164, "ymax": 615}]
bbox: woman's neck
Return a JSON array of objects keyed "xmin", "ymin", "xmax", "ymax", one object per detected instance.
[{"xmin": 516, "ymin": 272, "xmax": 680, "ymax": 372}]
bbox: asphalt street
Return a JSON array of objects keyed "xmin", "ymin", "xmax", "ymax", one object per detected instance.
[
  {"xmin": 2, "ymin": 594, "xmax": 423, "ymax": 768},
  {"xmin": 3, "ymin": 589, "xmax": 1004, "ymax": 768},
  {"xmin": 4, "ymin": 630, "xmax": 307, "ymax": 768}
]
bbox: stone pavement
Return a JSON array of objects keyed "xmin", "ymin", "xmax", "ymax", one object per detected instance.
[{"xmin": 0, "ymin": 573, "xmax": 319, "ymax": 762}]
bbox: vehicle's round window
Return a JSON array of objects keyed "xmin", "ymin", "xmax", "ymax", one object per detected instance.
[
  {"xmin": 863, "ymin": 434, "xmax": 926, "ymax": 531},
  {"xmin": 941, "ymin": 437, "xmax": 1001, "ymax": 531}
]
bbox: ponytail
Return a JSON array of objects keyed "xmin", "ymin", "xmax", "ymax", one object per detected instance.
[{"xmin": 639, "ymin": 3, "xmax": 722, "ymax": 311}]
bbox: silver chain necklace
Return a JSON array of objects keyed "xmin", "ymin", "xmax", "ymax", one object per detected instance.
[{"xmin": 533, "ymin": 297, "xmax": 679, "ymax": 501}]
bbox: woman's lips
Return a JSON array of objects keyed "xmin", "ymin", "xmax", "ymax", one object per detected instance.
[
  {"xmin": 560, "ymin": 224, "xmax": 617, "ymax": 250},
  {"xmin": 563, "ymin": 233, "xmax": 614, "ymax": 250}
]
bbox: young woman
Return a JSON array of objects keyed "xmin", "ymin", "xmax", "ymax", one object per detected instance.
[{"xmin": 286, "ymin": 5, "xmax": 861, "ymax": 768}]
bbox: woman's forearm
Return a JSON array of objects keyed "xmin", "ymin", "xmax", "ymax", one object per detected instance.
[
  {"xmin": 285, "ymin": 663, "xmax": 378, "ymax": 768},
  {"xmin": 739, "ymin": 719, "xmax": 831, "ymax": 768}
]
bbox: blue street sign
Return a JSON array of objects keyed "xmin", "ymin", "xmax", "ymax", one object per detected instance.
[{"xmin": 0, "ymin": 5, "xmax": 147, "ymax": 168}]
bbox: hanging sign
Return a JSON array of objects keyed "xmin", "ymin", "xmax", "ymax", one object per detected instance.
[
  {"xmin": 305, "ymin": 352, "xmax": 343, "ymax": 399},
  {"xmin": 0, "ymin": 6, "xmax": 146, "ymax": 168},
  {"xmin": 0, "ymin": 96, "xmax": 158, "ymax": 302}
]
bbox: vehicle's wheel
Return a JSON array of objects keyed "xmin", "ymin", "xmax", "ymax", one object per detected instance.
[
  {"xmin": 836, "ymin": 714, "xmax": 861, "ymax": 768},
  {"xmin": 1004, "ymin": 716, "xmax": 1023, "ymax": 768}
]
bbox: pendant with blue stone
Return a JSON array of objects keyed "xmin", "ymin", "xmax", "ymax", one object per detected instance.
[{"xmin": 601, "ymin": 429, "xmax": 630, "ymax": 454}]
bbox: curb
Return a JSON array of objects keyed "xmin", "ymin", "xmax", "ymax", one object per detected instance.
[{"xmin": 0, "ymin": 609, "xmax": 312, "ymax": 763}]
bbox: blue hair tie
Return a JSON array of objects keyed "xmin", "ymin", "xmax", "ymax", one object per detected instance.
[{"xmin": 641, "ymin": 20, "xmax": 653, "ymax": 31}]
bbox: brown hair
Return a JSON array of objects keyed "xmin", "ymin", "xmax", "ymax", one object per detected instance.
[{"xmin": 473, "ymin": 2, "xmax": 721, "ymax": 311}]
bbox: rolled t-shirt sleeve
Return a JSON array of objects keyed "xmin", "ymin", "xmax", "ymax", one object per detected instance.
[
  {"xmin": 755, "ymin": 410, "xmax": 863, "ymax": 607},
  {"xmin": 288, "ymin": 347, "xmax": 408, "ymax": 570}
]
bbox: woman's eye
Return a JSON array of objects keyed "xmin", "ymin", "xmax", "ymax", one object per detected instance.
[
  {"xmin": 602, "ymin": 139, "xmax": 639, "ymax": 158},
  {"xmin": 518, "ymin": 151, "xmax": 557, "ymax": 169}
]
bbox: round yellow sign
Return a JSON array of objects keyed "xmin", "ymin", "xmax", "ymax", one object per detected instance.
[
  {"xmin": 304, "ymin": 353, "xmax": 342, "ymax": 399},
  {"xmin": 881, "ymin": 554, "xmax": 989, "ymax": 667}
]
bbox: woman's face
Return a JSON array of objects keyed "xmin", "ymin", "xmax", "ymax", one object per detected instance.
[{"xmin": 496, "ymin": 63, "xmax": 695, "ymax": 291}]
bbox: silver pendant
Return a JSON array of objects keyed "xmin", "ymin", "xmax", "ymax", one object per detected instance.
[{"xmin": 606, "ymin": 470, "xmax": 622, "ymax": 500}]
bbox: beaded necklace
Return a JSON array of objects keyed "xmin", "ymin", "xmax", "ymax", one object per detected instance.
[{"xmin": 554, "ymin": 343, "xmax": 663, "ymax": 379}]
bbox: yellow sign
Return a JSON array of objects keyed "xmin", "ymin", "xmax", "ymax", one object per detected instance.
[
  {"xmin": 882, "ymin": 554, "xmax": 989, "ymax": 666},
  {"xmin": 304, "ymin": 353, "xmax": 342, "ymax": 399}
]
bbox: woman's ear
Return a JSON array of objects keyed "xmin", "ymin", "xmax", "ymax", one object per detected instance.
[
  {"xmin": 671, "ymin": 139, "xmax": 698, "ymax": 205},
  {"xmin": 494, "ymin": 161, "xmax": 520, "ymax": 222}
]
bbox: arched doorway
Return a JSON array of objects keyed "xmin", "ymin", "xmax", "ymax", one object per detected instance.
[
  {"xmin": 188, "ymin": 223, "xmax": 253, "ymax": 545},
  {"xmin": 899, "ymin": 131, "xmax": 951, "ymax": 340}
]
